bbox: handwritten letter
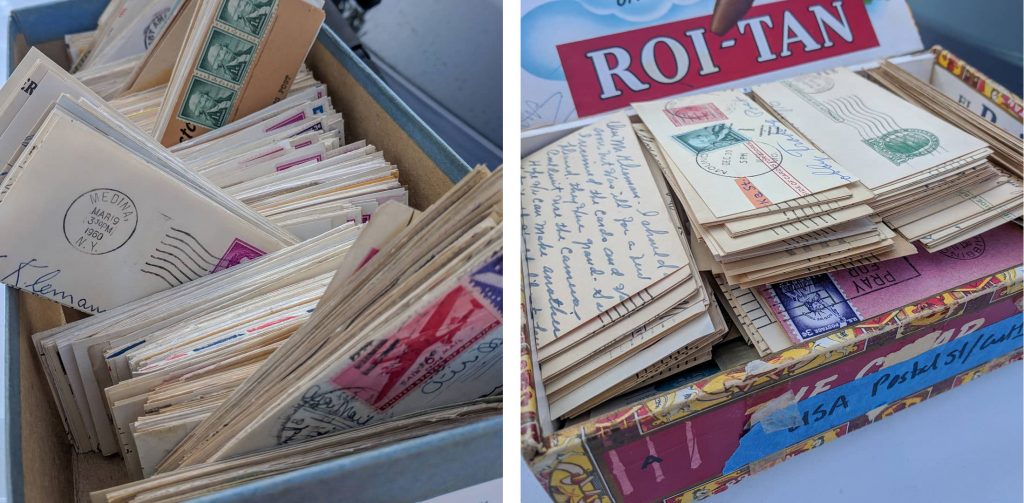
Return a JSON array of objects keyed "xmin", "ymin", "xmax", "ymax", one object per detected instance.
[{"xmin": 522, "ymin": 113, "xmax": 688, "ymax": 347}]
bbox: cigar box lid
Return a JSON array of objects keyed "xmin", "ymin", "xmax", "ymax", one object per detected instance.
[{"xmin": 521, "ymin": 0, "xmax": 923, "ymax": 133}]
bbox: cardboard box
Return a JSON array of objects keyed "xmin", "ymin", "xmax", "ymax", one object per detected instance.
[
  {"xmin": 3, "ymin": 2, "xmax": 499, "ymax": 502},
  {"xmin": 520, "ymin": 15, "xmax": 1024, "ymax": 502}
]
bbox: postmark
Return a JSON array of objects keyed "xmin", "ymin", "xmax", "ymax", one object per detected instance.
[
  {"xmin": 212, "ymin": 238, "xmax": 265, "ymax": 273},
  {"xmin": 673, "ymin": 124, "xmax": 747, "ymax": 154},
  {"xmin": 938, "ymin": 236, "xmax": 986, "ymax": 260},
  {"xmin": 277, "ymin": 385, "xmax": 376, "ymax": 445},
  {"xmin": 787, "ymin": 73, "xmax": 835, "ymax": 94},
  {"xmin": 663, "ymin": 103, "xmax": 727, "ymax": 127},
  {"xmin": 863, "ymin": 128, "xmax": 940, "ymax": 165},
  {"xmin": 143, "ymin": 7, "xmax": 172, "ymax": 49},
  {"xmin": 216, "ymin": 0, "xmax": 276, "ymax": 38},
  {"xmin": 197, "ymin": 28, "xmax": 256, "ymax": 84},
  {"xmin": 63, "ymin": 188, "xmax": 138, "ymax": 255},
  {"xmin": 695, "ymin": 140, "xmax": 783, "ymax": 178},
  {"xmin": 770, "ymin": 274, "xmax": 861, "ymax": 340},
  {"xmin": 177, "ymin": 77, "xmax": 237, "ymax": 129}
]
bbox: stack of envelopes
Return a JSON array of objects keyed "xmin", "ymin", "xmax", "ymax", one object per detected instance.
[
  {"xmin": 522, "ymin": 112, "xmax": 727, "ymax": 419},
  {"xmin": 752, "ymin": 68, "xmax": 1016, "ymax": 252},
  {"xmin": 155, "ymin": 166, "xmax": 502, "ymax": 472},
  {"xmin": 633, "ymin": 90, "xmax": 913, "ymax": 289},
  {"xmin": 0, "ymin": 50, "xmax": 298, "ymax": 312},
  {"xmin": 68, "ymin": 0, "xmax": 179, "ymax": 74},
  {"xmin": 714, "ymin": 223, "xmax": 1023, "ymax": 355},
  {"xmin": 35, "ymin": 224, "xmax": 362, "ymax": 459},
  {"xmin": 868, "ymin": 58, "xmax": 1022, "ymax": 178},
  {"xmin": 34, "ymin": 167, "xmax": 502, "ymax": 488},
  {"xmin": 12, "ymin": 49, "xmax": 405, "ymax": 241},
  {"xmin": 91, "ymin": 400, "xmax": 500, "ymax": 503}
]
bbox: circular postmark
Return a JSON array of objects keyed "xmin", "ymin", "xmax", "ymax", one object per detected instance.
[
  {"xmin": 789, "ymin": 74, "xmax": 835, "ymax": 94},
  {"xmin": 63, "ymin": 188, "xmax": 138, "ymax": 255},
  {"xmin": 939, "ymin": 236, "xmax": 986, "ymax": 260},
  {"xmin": 695, "ymin": 141, "xmax": 783, "ymax": 178}
]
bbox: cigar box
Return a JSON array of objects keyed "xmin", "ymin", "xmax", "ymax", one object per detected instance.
[{"xmin": 520, "ymin": 5, "xmax": 1024, "ymax": 498}]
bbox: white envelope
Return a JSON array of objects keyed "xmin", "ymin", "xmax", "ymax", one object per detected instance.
[{"xmin": 0, "ymin": 104, "xmax": 287, "ymax": 313}]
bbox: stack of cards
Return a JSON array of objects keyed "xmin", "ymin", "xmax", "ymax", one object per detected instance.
[
  {"xmin": 633, "ymin": 90, "xmax": 912, "ymax": 289},
  {"xmin": 868, "ymin": 60, "xmax": 1022, "ymax": 177},
  {"xmin": 155, "ymin": 166, "xmax": 502, "ymax": 471},
  {"xmin": 715, "ymin": 224, "xmax": 1022, "ymax": 355},
  {"xmin": 522, "ymin": 112, "xmax": 727, "ymax": 419},
  {"xmin": 752, "ymin": 68, "xmax": 1015, "ymax": 252}
]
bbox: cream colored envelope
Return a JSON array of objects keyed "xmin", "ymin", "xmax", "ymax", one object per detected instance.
[
  {"xmin": 633, "ymin": 90, "xmax": 859, "ymax": 218},
  {"xmin": 752, "ymin": 68, "xmax": 989, "ymax": 190},
  {"xmin": 0, "ymin": 104, "xmax": 287, "ymax": 313}
]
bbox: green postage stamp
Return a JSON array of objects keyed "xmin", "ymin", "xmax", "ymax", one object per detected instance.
[
  {"xmin": 178, "ymin": 77, "xmax": 237, "ymax": 129},
  {"xmin": 217, "ymin": 0, "xmax": 276, "ymax": 38},
  {"xmin": 198, "ymin": 28, "xmax": 256, "ymax": 84},
  {"xmin": 673, "ymin": 124, "xmax": 748, "ymax": 154},
  {"xmin": 863, "ymin": 128, "xmax": 940, "ymax": 165}
]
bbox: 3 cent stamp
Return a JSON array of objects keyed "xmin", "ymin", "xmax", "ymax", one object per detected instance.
[
  {"xmin": 216, "ymin": 0, "xmax": 276, "ymax": 38},
  {"xmin": 198, "ymin": 28, "xmax": 256, "ymax": 84},
  {"xmin": 178, "ymin": 77, "xmax": 237, "ymax": 129}
]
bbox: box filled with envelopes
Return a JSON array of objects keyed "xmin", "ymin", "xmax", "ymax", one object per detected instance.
[
  {"xmin": 519, "ymin": 2, "xmax": 1023, "ymax": 500},
  {"xmin": 4, "ymin": 1, "xmax": 501, "ymax": 502}
]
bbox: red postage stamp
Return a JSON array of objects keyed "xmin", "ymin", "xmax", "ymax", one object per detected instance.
[
  {"xmin": 663, "ymin": 103, "xmax": 727, "ymax": 126},
  {"xmin": 331, "ymin": 282, "xmax": 501, "ymax": 411}
]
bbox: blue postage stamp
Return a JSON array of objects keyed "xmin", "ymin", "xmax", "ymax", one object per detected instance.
[
  {"xmin": 769, "ymin": 274, "xmax": 860, "ymax": 340},
  {"xmin": 469, "ymin": 252, "xmax": 503, "ymax": 315}
]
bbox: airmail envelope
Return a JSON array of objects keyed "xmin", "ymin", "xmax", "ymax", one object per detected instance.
[{"xmin": 0, "ymin": 105, "xmax": 286, "ymax": 313}]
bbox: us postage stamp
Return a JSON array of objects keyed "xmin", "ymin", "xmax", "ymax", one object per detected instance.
[
  {"xmin": 673, "ymin": 124, "xmax": 748, "ymax": 154},
  {"xmin": 198, "ymin": 28, "xmax": 256, "ymax": 85},
  {"xmin": 330, "ymin": 283, "xmax": 501, "ymax": 411},
  {"xmin": 178, "ymin": 77, "xmax": 236, "ymax": 129},
  {"xmin": 212, "ymin": 238, "xmax": 266, "ymax": 272},
  {"xmin": 863, "ymin": 127, "xmax": 940, "ymax": 165},
  {"xmin": 663, "ymin": 103, "xmax": 727, "ymax": 127},
  {"xmin": 216, "ymin": 0, "xmax": 276, "ymax": 38},
  {"xmin": 768, "ymin": 274, "xmax": 861, "ymax": 340}
]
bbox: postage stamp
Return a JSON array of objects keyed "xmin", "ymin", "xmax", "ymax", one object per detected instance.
[
  {"xmin": 673, "ymin": 124, "xmax": 748, "ymax": 154},
  {"xmin": 663, "ymin": 103, "xmax": 727, "ymax": 127},
  {"xmin": 63, "ymin": 188, "xmax": 138, "ymax": 255},
  {"xmin": 178, "ymin": 77, "xmax": 237, "ymax": 129},
  {"xmin": 768, "ymin": 274, "xmax": 861, "ymax": 340},
  {"xmin": 216, "ymin": 0, "xmax": 276, "ymax": 38},
  {"xmin": 863, "ymin": 127, "xmax": 940, "ymax": 165},
  {"xmin": 330, "ymin": 283, "xmax": 501, "ymax": 411},
  {"xmin": 211, "ymin": 238, "xmax": 266, "ymax": 272},
  {"xmin": 197, "ymin": 28, "xmax": 256, "ymax": 85}
]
